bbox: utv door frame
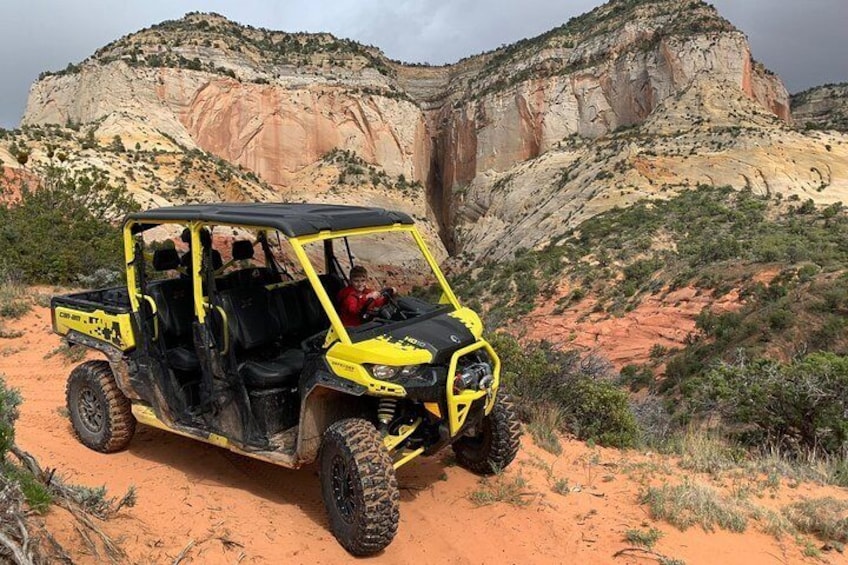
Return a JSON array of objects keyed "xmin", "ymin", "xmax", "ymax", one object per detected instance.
[{"xmin": 123, "ymin": 219, "xmax": 201, "ymax": 424}]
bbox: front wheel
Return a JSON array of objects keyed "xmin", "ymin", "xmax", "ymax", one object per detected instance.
[
  {"xmin": 319, "ymin": 418, "xmax": 400, "ymax": 556},
  {"xmin": 66, "ymin": 360, "xmax": 136, "ymax": 453},
  {"xmin": 452, "ymin": 393, "xmax": 521, "ymax": 475}
]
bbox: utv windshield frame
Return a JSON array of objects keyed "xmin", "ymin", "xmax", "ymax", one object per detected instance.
[{"xmin": 293, "ymin": 224, "xmax": 461, "ymax": 344}]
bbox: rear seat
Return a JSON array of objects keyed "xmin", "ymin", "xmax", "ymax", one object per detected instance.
[
  {"xmin": 149, "ymin": 249, "xmax": 199, "ymax": 372},
  {"xmin": 213, "ymin": 274, "xmax": 344, "ymax": 388},
  {"xmin": 216, "ymin": 286, "xmax": 304, "ymax": 389},
  {"xmin": 268, "ymin": 274, "xmax": 344, "ymax": 343},
  {"xmin": 217, "ymin": 240, "xmax": 282, "ymax": 291}
]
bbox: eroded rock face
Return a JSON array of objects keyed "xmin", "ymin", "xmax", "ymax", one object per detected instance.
[
  {"xmin": 20, "ymin": 3, "xmax": 811, "ymax": 261},
  {"xmin": 25, "ymin": 66, "xmax": 428, "ymax": 188},
  {"xmin": 791, "ymin": 83, "xmax": 848, "ymax": 133},
  {"xmin": 431, "ymin": 33, "xmax": 790, "ymax": 191},
  {"xmin": 451, "ymin": 79, "xmax": 848, "ymax": 261}
]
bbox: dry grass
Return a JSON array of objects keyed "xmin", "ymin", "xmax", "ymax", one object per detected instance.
[
  {"xmin": 783, "ymin": 497, "xmax": 848, "ymax": 544},
  {"xmin": 0, "ymin": 322, "xmax": 24, "ymax": 339},
  {"xmin": 640, "ymin": 480, "xmax": 747, "ymax": 533},
  {"xmin": 0, "ymin": 280, "xmax": 31, "ymax": 320},
  {"xmin": 675, "ymin": 430, "xmax": 745, "ymax": 477},
  {"xmin": 750, "ymin": 445, "xmax": 848, "ymax": 488},
  {"xmin": 469, "ymin": 472, "xmax": 534, "ymax": 507},
  {"xmin": 669, "ymin": 429, "xmax": 848, "ymax": 489},
  {"xmin": 624, "ymin": 527, "xmax": 663, "ymax": 548},
  {"xmin": 551, "ymin": 477, "xmax": 570, "ymax": 495},
  {"xmin": 527, "ymin": 404, "xmax": 563, "ymax": 455}
]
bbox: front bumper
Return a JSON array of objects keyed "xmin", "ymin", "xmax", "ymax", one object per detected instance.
[{"xmin": 445, "ymin": 340, "xmax": 500, "ymax": 437}]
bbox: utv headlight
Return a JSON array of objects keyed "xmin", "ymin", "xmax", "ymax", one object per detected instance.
[
  {"xmin": 370, "ymin": 364, "xmax": 422, "ymax": 381},
  {"xmin": 371, "ymin": 364, "xmax": 398, "ymax": 380}
]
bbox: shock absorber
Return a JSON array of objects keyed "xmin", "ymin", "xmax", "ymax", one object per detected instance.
[{"xmin": 377, "ymin": 398, "xmax": 397, "ymax": 435}]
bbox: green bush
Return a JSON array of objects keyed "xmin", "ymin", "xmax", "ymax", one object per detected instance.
[
  {"xmin": 620, "ymin": 364, "xmax": 654, "ymax": 392},
  {"xmin": 686, "ymin": 353, "xmax": 848, "ymax": 453},
  {"xmin": 559, "ymin": 378, "xmax": 638, "ymax": 447},
  {"xmin": 490, "ymin": 333, "xmax": 638, "ymax": 448},
  {"xmin": 0, "ymin": 164, "xmax": 139, "ymax": 284}
]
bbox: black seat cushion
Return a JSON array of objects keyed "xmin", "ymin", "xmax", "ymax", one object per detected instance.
[
  {"xmin": 167, "ymin": 346, "xmax": 200, "ymax": 372},
  {"xmin": 297, "ymin": 280, "xmax": 330, "ymax": 338},
  {"xmin": 319, "ymin": 274, "xmax": 345, "ymax": 304},
  {"xmin": 269, "ymin": 284, "xmax": 304, "ymax": 342},
  {"xmin": 239, "ymin": 349, "xmax": 305, "ymax": 389},
  {"xmin": 232, "ymin": 240, "xmax": 255, "ymax": 260},
  {"xmin": 217, "ymin": 286, "xmax": 280, "ymax": 351},
  {"xmin": 148, "ymin": 278, "xmax": 194, "ymax": 344}
]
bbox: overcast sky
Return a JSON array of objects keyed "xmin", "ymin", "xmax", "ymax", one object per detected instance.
[{"xmin": 1, "ymin": 0, "xmax": 846, "ymax": 128}]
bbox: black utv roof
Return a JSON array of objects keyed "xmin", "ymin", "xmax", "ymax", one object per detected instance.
[{"xmin": 126, "ymin": 203, "xmax": 414, "ymax": 237}]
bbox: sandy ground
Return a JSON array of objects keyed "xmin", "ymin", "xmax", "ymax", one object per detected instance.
[{"xmin": 2, "ymin": 302, "xmax": 847, "ymax": 564}]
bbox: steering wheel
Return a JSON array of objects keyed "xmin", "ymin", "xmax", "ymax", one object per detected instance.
[{"xmin": 373, "ymin": 288, "xmax": 407, "ymax": 321}]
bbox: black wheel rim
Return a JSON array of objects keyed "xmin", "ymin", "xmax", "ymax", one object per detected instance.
[
  {"xmin": 78, "ymin": 387, "xmax": 104, "ymax": 433},
  {"xmin": 331, "ymin": 454, "xmax": 356, "ymax": 523}
]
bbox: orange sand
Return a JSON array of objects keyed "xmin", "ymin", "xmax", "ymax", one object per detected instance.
[{"xmin": 1, "ymin": 302, "xmax": 846, "ymax": 564}]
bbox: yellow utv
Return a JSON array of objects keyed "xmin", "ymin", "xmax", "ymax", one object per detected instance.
[{"xmin": 51, "ymin": 203, "xmax": 520, "ymax": 555}]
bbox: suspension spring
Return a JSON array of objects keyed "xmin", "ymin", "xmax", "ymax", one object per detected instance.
[{"xmin": 377, "ymin": 398, "xmax": 397, "ymax": 433}]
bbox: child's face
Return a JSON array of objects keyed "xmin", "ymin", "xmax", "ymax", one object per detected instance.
[{"xmin": 352, "ymin": 276, "xmax": 367, "ymax": 291}]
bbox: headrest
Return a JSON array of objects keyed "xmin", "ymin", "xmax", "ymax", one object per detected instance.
[
  {"xmin": 232, "ymin": 240, "xmax": 255, "ymax": 261},
  {"xmin": 153, "ymin": 248, "xmax": 181, "ymax": 271},
  {"xmin": 181, "ymin": 227, "xmax": 212, "ymax": 248}
]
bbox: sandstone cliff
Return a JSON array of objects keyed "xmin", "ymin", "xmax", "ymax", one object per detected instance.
[
  {"xmin": 16, "ymin": 1, "xmax": 845, "ymax": 263},
  {"xmin": 452, "ymin": 80, "xmax": 848, "ymax": 260},
  {"xmin": 791, "ymin": 82, "xmax": 848, "ymax": 133}
]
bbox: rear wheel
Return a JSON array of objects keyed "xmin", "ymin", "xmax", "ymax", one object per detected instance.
[
  {"xmin": 66, "ymin": 360, "xmax": 136, "ymax": 453},
  {"xmin": 319, "ymin": 418, "xmax": 399, "ymax": 556},
  {"xmin": 452, "ymin": 393, "xmax": 521, "ymax": 475}
]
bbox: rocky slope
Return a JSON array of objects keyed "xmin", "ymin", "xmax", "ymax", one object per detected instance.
[
  {"xmin": 12, "ymin": 0, "xmax": 847, "ymax": 261},
  {"xmin": 791, "ymin": 82, "xmax": 848, "ymax": 133},
  {"xmin": 454, "ymin": 80, "xmax": 848, "ymax": 260}
]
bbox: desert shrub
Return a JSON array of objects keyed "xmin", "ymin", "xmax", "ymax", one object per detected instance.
[
  {"xmin": 469, "ymin": 472, "xmax": 530, "ymax": 507},
  {"xmin": 0, "ymin": 373, "xmax": 135, "ymax": 560},
  {"xmin": 624, "ymin": 527, "xmax": 663, "ymax": 548},
  {"xmin": 0, "ymin": 279, "xmax": 31, "ymax": 320},
  {"xmin": 630, "ymin": 394, "xmax": 674, "ymax": 448},
  {"xmin": 675, "ymin": 430, "xmax": 747, "ymax": 476},
  {"xmin": 490, "ymin": 333, "xmax": 638, "ymax": 447},
  {"xmin": 561, "ymin": 378, "xmax": 638, "ymax": 447},
  {"xmin": 0, "ymin": 164, "xmax": 139, "ymax": 284},
  {"xmin": 76, "ymin": 267, "xmax": 122, "ymax": 288},
  {"xmin": 0, "ymin": 374, "xmax": 21, "ymax": 457},
  {"xmin": 686, "ymin": 353, "xmax": 848, "ymax": 453},
  {"xmin": 527, "ymin": 405, "xmax": 563, "ymax": 454},
  {"xmin": 0, "ymin": 373, "xmax": 52, "ymax": 513},
  {"xmin": 619, "ymin": 364, "xmax": 654, "ymax": 392}
]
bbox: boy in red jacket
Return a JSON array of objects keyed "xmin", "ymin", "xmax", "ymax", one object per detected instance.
[{"xmin": 337, "ymin": 266, "xmax": 391, "ymax": 327}]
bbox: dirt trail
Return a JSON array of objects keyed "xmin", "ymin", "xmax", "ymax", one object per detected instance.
[{"xmin": 1, "ymin": 304, "xmax": 846, "ymax": 564}]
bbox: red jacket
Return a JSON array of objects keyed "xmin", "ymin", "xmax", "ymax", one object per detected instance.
[{"xmin": 337, "ymin": 286, "xmax": 387, "ymax": 326}]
